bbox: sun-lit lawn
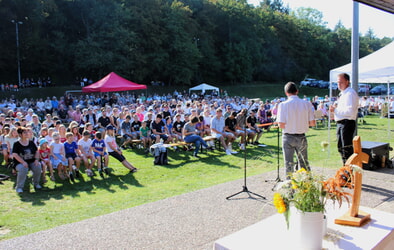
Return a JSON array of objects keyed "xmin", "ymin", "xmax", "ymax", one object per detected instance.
[{"xmin": 0, "ymin": 114, "xmax": 392, "ymax": 240}]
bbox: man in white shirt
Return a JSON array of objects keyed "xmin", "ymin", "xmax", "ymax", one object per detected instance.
[
  {"xmin": 211, "ymin": 108, "xmax": 236, "ymax": 155},
  {"xmin": 277, "ymin": 82, "xmax": 315, "ymax": 178},
  {"xmin": 329, "ymin": 73, "xmax": 359, "ymax": 164}
]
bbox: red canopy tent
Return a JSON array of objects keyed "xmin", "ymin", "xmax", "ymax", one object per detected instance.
[{"xmin": 82, "ymin": 72, "xmax": 147, "ymax": 93}]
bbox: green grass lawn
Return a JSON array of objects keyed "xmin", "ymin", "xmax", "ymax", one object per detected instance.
[{"xmin": 0, "ymin": 114, "xmax": 393, "ymax": 240}]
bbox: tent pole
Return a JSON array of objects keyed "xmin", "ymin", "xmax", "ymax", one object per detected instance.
[
  {"xmin": 351, "ymin": 1, "xmax": 359, "ymax": 93},
  {"xmin": 388, "ymin": 81, "xmax": 391, "ymax": 139}
]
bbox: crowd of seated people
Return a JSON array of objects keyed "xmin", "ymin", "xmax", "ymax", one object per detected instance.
[
  {"xmin": 0, "ymin": 91, "xmax": 283, "ymax": 192},
  {"xmin": 2, "ymin": 88, "xmax": 387, "ymax": 193}
]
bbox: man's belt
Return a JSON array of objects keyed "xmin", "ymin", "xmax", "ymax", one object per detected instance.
[
  {"xmin": 336, "ymin": 119, "xmax": 354, "ymax": 124},
  {"xmin": 284, "ymin": 133, "xmax": 305, "ymax": 136}
]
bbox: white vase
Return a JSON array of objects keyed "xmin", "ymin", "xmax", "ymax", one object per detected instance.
[{"xmin": 289, "ymin": 208, "xmax": 324, "ymax": 250}]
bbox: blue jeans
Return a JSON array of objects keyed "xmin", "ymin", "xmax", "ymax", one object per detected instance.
[
  {"xmin": 184, "ymin": 135, "xmax": 208, "ymax": 155},
  {"xmin": 282, "ymin": 133, "xmax": 310, "ymax": 178},
  {"xmin": 16, "ymin": 162, "xmax": 41, "ymax": 190}
]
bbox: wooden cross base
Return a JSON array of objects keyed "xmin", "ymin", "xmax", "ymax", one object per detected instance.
[
  {"xmin": 335, "ymin": 136, "xmax": 371, "ymax": 227},
  {"xmin": 335, "ymin": 209, "xmax": 371, "ymax": 227}
]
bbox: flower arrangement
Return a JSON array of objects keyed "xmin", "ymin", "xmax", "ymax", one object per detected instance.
[{"xmin": 273, "ymin": 167, "xmax": 356, "ymax": 229}]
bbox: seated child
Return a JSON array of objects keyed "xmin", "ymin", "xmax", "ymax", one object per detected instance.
[
  {"xmin": 139, "ymin": 121, "xmax": 152, "ymax": 153},
  {"xmin": 78, "ymin": 130, "xmax": 95, "ymax": 177},
  {"xmin": 38, "ymin": 138, "xmax": 55, "ymax": 182},
  {"xmin": 91, "ymin": 131, "xmax": 109, "ymax": 177},
  {"xmin": 64, "ymin": 132, "xmax": 81, "ymax": 181},
  {"xmin": 50, "ymin": 132, "xmax": 68, "ymax": 180}
]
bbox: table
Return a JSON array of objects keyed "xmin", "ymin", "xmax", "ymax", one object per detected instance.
[{"xmin": 214, "ymin": 206, "xmax": 394, "ymax": 250}]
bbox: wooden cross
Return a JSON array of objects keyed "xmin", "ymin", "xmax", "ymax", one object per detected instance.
[{"xmin": 335, "ymin": 136, "xmax": 371, "ymax": 226}]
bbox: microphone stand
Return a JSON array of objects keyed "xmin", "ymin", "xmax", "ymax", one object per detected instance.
[
  {"xmin": 226, "ymin": 100, "xmax": 266, "ymax": 200},
  {"xmin": 265, "ymin": 124, "xmax": 282, "ymax": 190}
]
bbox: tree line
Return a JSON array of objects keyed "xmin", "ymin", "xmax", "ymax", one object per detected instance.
[{"xmin": 0, "ymin": 0, "xmax": 392, "ymax": 86}]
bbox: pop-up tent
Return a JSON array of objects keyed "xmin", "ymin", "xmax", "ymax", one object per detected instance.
[
  {"xmin": 82, "ymin": 72, "xmax": 147, "ymax": 93},
  {"xmin": 329, "ymin": 41, "xmax": 394, "ymax": 83},
  {"xmin": 189, "ymin": 83, "xmax": 219, "ymax": 95}
]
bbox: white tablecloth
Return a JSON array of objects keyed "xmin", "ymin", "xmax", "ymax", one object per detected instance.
[{"xmin": 214, "ymin": 205, "xmax": 394, "ymax": 250}]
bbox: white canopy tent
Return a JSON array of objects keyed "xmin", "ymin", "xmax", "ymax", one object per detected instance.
[
  {"xmin": 329, "ymin": 41, "xmax": 393, "ymax": 139},
  {"xmin": 189, "ymin": 83, "xmax": 219, "ymax": 95},
  {"xmin": 329, "ymin": 41, "xmax": 394, "ymax": 83}
]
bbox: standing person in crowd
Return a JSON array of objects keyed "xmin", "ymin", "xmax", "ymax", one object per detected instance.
[
  {"xmin": 329, "ymin": 73, "xmax": 359, "ymax": 164},
  {"xmin": 104, "ymin": 126, "xmax": 138, "ymax": 173},
  {"xmin": 12, "ymin": 127, "xmax": 42, "ymax": 193},
  {"xmin": 182, "ymin": 116, "xmax": 212, "ymax": 158},
  {"xmin": 277, "ymin": 82, "xmax": 315, "ymax": 178}
]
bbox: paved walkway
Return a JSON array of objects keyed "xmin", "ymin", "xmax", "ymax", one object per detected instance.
[{"xmin": 1, "ymin": 167, "xmax": 393, "ymax": 250}]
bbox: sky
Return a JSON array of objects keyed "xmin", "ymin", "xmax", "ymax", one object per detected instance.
[{"xmin": 248, "ymin": 0, "xmax": 394, "ymax": 38}]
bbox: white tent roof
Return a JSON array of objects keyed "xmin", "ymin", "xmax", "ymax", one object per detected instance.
[
  {"xmin": 329, "ymin": 41, "xmax": 394, "ymax": 83},
  {"xmin": 189, "ymin": 83, "xmax": 219, "ymax": 94}
]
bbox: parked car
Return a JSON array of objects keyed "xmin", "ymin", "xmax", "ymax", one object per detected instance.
[
  {"xmin": 358, "ymin": 84, "xmax": 371, "ymax": 94},
  {"xmin": 370, "ymin": 85, "xmax": 388, "ymax": 95},
  {"xmin": 318, "ymin": 81, "xmax": 329, "ymax": 88},
  {"xmin": 300, "ymin": 78, "xmax": 316, "ymax": 87},
  {"xmin": 309, "ymin": 80, "xmax": 320, "ymax": 88},
  {"xmin": 328, "ymin": 82, "xmax": 338, "ymax": 90}
]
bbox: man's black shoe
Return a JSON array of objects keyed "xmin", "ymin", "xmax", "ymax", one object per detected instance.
[
  {"xmin": 104, "ymin": 167, "xmax": 109, "ymax": 175},
  {"xmin": 69, "ymin": 172, "xmax": 75, "ymax": 182}
]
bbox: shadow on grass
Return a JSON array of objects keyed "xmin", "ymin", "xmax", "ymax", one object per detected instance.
[
  {"xmin": 4, "ymin": 167, "xmax": 144, "ymax": 206},
  {"xmin": 160, "ymin": 149, "xmax": 241, "ymax": 169}
]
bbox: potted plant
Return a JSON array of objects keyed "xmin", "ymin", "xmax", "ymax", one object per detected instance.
[{"xmin": 273, "ymin": 167, "xmax": 356, "ymax": 249}]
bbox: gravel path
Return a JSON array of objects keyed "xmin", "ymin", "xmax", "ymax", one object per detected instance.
[{"xmin": 1, "ymin": 167, "xmax": 393, "ymax": 250}]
